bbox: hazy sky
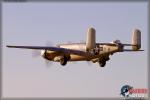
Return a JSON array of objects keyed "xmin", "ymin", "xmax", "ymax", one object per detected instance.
[{"xmin": 2, "ymin": 2, "xmax": 148, "ymax": 98}]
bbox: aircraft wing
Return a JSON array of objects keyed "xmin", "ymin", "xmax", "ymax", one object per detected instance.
[
  {"xmin": 6, "ymin": 45, "xmax": 92, "ymax": 57},
  {"xmin": 122, "ymin": 49, "xmax": 144, "ymax": 51}
]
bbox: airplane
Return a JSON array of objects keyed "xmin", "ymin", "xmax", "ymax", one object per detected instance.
[{"xmin": 6, "ymin": 27, "xmax": 144, "ymax": 67}]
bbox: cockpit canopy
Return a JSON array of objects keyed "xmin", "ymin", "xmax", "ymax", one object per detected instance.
[{"xmin": 112, "ymin": 39, "xmax": 121, "ymax": 44}]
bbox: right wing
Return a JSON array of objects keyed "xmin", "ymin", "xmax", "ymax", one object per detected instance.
[{"xmin": 6, "ymin": 45, "xmax": 92, "ymax": 57}]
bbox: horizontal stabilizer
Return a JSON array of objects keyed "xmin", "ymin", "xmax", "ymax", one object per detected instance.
[{"xmin": 97, "ymin": 43, "xmax": 137, "ymax": 46}]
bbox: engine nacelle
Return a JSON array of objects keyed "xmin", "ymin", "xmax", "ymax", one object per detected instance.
[
  {"xmin": 86, "ymin": 27, "xmax": 96, "ymax": 51},
  {"xmin": 132, "ymin": 29, "xmax": 141, "ymax": 50}
]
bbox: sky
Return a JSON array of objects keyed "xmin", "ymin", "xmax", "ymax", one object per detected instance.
[{"xmin": 2, "ymin": 2, "xmax": 148, "ymax": 98}]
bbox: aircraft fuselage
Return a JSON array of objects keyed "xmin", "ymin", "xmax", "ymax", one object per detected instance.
[{"xmin": 41, "ymin": 43, "xmax": 119, "ymax": 62}]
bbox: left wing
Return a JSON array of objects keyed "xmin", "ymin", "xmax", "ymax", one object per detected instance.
[{"xmin": 6, "ymin": 45, "xmax": 92, "ymax": 57}]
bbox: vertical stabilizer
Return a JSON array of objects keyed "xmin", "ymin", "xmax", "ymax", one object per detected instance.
[
  {"xmin": 86, "ymin": 27, "xmax": 96, "ymax": 51},
  {"xmin": 132, "ymin": 29, "xmax": 141, "ymax": 50}
]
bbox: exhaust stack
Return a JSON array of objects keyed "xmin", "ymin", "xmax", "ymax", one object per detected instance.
[
  {"xmin": 132, "ymin": 29, "xmax": 141, "ymax": 50},
  {"xmin": 86, "ymin": 27, "xmax": 96, "ymax": 51}
]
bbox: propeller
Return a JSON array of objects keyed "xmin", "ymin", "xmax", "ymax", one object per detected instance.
[
  {"xmin": 86, "ymin": 61, "xmax": 92, "ymax": 66},
  {"xmin": 44, "ymin": 41, "xmax": 54, "ymax": 67},
  {"xmin": 45, "ymin": 41, "xmax": 54, "ymax": 47},
  {"xmin": 32, "ymin": 50, "xmax": 41, "ymax": 57},
  {"xmin": 31, "ymin": 41, "xmax": 54, "ymax": 67},
  {"xmin": 44, "ymin": 59, "xmax": 52, "ymax": 68}
]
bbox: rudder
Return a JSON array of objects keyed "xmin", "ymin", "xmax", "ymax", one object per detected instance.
[
  {"xmin": 86, "ymin": 27, "xmax": 96, "ymax": 51},
  {"xmin": 132, "ymin": 29, "xmax": 141, "ymax": 50}
]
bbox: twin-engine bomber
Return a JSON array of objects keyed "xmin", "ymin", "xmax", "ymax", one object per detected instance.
[{"xmin": 7, "ymin": 27, "xmax": 144, "ymax": 67}]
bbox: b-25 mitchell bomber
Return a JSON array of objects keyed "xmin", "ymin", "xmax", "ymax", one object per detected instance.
[{"xmin": 7, "ymin": 27, "xmax": 143, "ymax": 67}]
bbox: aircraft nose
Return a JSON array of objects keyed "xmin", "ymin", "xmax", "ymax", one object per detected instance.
[{"xmin": 41, "ymin": 50, "xmax": 45, "ymax": 57}]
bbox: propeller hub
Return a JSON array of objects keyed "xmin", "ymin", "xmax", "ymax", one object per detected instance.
[{"xmin": 41, "ymin": 50, "xmax": 46, "ymax": 57}]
